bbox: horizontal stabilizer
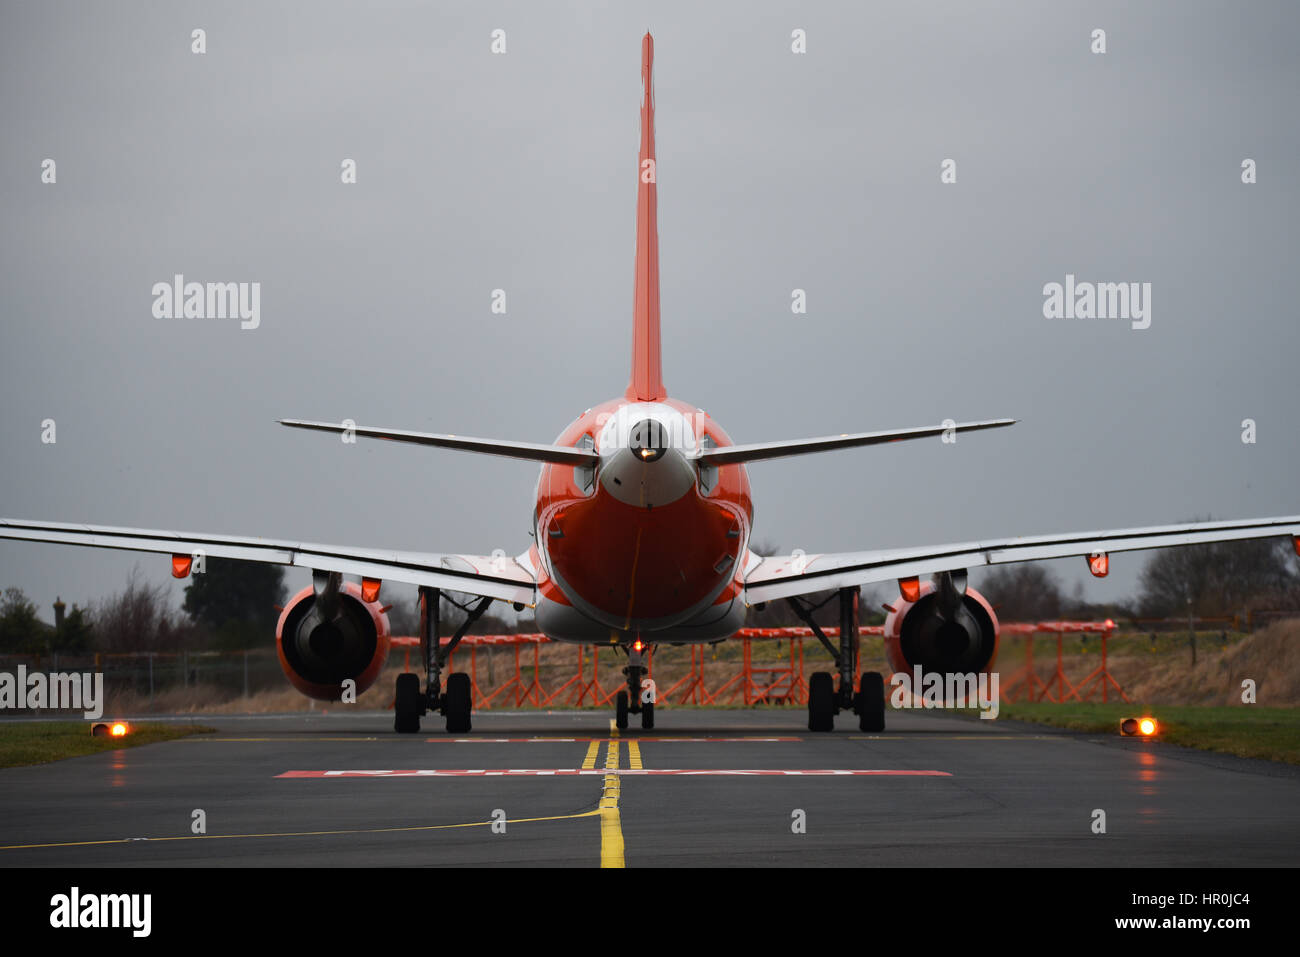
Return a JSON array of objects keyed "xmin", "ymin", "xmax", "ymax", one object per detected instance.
[
  {"xmin": 699, "ymin": 419, "xmax": 1016, "ymax": 466},
  {"xmin": 280, "ymin": 420, "xmax": 598, "ymax": 467}
]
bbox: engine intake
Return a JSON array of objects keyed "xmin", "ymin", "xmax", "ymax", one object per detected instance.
[{"xmin": 275, "ymin": 581, "xmax": 390, "ymax": 701}]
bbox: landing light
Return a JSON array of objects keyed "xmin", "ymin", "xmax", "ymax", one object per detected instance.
[
  {"xmin": 632, "ymin": 639, "xmax": 644, "ymax": 653},
  {"xmin": 91, "ymin": 721, "xmax": 130, "ymax": 738}
]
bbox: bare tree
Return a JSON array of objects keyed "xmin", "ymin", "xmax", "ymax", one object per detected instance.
[
  {"xmin": 978, "ymin": 563, "xmax": 1064, "ymax": 622},
  {"xmin": 1136, "ymin": 532, "xmax": 1298, "ymax": 617},
  {"xmin": 91, "ymin": 568, "xmax": 192, "ymax": 652}
]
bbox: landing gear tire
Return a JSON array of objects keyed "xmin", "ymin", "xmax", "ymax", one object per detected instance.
[
  {"xmin": 856, "ymin": 671, "xmax": 886, "ymax": 733},
  {"xmin": 808, "ymin": 671, "xmax": 834, "ymax": 732},
  {"xmin": 394, "ymin": 672, "xmax": 422, "ymax": 733},
  {"xmin": 444, "ymin": 672, "xmax": 472, "ymax": 734},
  {"xmin": 615, "ymin": 691, "xmax": 629, "ymax": 730},
  {"xmin": 640, "ymin": 701, "xmax": 654, "ymax": 730}
]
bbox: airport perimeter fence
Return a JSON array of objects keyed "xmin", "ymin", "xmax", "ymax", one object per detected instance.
[
  {"xmin": 0, "ymin": 648, "xmax": 289, "ymax": 710},
  {"xmin": 1128, "ymin": 609, "xmax": 1296, "ymax": 633}
]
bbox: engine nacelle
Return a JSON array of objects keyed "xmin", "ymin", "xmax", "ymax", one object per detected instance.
[
  {"xmin": 882, "ymin": 578, "xmax": 999, "ymax": 678},
  {"xmin": 275, "ymin": 581, "xmax": 391, "ymax": 701}
]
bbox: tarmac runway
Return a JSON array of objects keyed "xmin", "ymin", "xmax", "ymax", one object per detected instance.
[{"xmin": 1, "ymin": 708, "xmax": 1298, "ymax": 867}]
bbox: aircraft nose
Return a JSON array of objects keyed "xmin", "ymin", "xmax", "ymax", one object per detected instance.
[{"xmin": 628, "ymin": 418, "xmax": 667, "ymax": 462}]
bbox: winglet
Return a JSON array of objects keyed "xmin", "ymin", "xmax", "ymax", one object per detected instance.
[{"xmin": 626, "ymin": 32, "xmax": 666, "ymax": 402}]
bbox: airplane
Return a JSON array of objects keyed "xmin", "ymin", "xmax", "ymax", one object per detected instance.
[{"xmin": 3, "ymin": 34, "xmax": 1298, "ymax": 735}]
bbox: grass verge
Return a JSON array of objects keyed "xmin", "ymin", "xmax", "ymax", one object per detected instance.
[
  {"xmin": 0, "ymin": 721, "xmax": 214, "ymax": 769},
  {"xmin": 997, "ymin": 703, "xmax": 1300, "ymax": 765}
]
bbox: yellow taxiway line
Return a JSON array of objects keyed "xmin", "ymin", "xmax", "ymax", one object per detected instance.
[
  {"xmin": 0, "ymin": 809, "xmax": 601, "ymax": 852},
  {"xmin": 600, "ymin": 719, "xmax": 625, "ymax": 868}
]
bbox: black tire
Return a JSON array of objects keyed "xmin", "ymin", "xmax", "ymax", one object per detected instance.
[
  {"xmin": 857, "ymin": 671, "xmax": 886, "ymax": 733},
  {"xmin": 808, "ymin": 671, "xmax": 834, "ymax": 732},
  {"xmin": 444, "ymin": 672, "xmax": 472, "ymax": 734},
  {"xmin": 640, "ymin": 701, "xmax": 654, "ymax": 730},
  {"xmin": 615, "ymin": 691, "xmax": 629, "ymax": 730},
  {"xmin": 394, "ymin": 673, "xmax": 422, "ymax": 734}
]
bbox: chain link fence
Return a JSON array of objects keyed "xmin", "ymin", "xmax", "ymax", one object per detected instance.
[{"xmin": 0, "ymin": 649, "xmax": 286, "ymax": 712}]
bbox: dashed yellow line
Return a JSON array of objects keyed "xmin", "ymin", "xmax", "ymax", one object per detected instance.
[
  {"xmin": 599, "ymin": 719, "xmax": 625, "ymax": 868},
  {"xmin": 581, "ymin": 740, "xmax": 600, "ymax": 769},
  {"xmin": 628, "ymin": 740, "xmax": 643, "ymax": 769}
]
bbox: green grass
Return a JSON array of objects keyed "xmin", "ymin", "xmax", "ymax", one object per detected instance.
[
  {"xmin": 988, "ymin": 629, "xmax": 1249, "ymax": 666},
  {"xmin": 0, "ymin": 721, "xmax": 214, "ymax": 768},
  {"xmin": 996, "ymin": 703, "xmax": 1300, "ymax": 765}
]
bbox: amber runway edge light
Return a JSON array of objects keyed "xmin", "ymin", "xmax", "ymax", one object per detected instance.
[{"xmin": 1120, "ymin": 717, "xmax": 1158, "ymax": 737}]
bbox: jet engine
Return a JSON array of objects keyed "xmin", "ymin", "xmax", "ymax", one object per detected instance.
[
  {"xmin": 882, "ymin": 571, "xmax": 999, "ymax": 677},
  {"xmin": 275, "ymin": 577, "xmax": 391, "ymax": 700}
]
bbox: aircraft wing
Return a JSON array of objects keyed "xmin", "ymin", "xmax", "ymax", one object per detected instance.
[
  {"xmin": 0, "ymin": 518, "xmax": 536, "ymax": 607},
  {"xmin": 743, "ymin": 515, "xmax": 1300, "ymax": 604}
]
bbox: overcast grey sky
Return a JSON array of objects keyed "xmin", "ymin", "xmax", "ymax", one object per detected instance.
[{"xmin": 2, "ymin": 1, "xmax": 1297, "ymax": 623}]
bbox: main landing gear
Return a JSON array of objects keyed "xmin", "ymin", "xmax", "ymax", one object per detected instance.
[
  {"xmin": 615, "ymin": 641, "xmax": 654, "ymax": 730},
  {"xmin": 787, "ymin": 586, "xmax": 885, "ymax": 733},
  {"xmin": 394, "ymin": 586, "xmax": 489, "ymax": 734}
]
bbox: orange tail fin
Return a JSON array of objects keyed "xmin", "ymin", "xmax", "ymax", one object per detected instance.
[{"xmin": 627, "ymin": 32, "xmax": 665, "ymax": 402}]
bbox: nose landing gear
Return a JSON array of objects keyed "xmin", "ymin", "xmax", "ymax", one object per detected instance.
[{"xmin": 616, "ymin": 641, "xmax": 655, "ymax": 730}]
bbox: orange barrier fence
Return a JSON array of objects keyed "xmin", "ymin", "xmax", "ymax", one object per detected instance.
[
  {"xmin": 995, "ymin": 621, "xmax": 1127, "ymax": 703},
  {"xmin": 391, "ymin": 621, "xmax": 1127, "ymax": 708}
]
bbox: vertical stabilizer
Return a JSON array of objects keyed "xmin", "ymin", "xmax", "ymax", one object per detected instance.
[{"xmin": 627, "ymin": 33, "xmax": 666, "ymax": 402}]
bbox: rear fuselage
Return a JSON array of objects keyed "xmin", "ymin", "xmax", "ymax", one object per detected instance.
[{"xmin": 531, "ymin": 397, "xmax": 752, "ymax": 643}]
